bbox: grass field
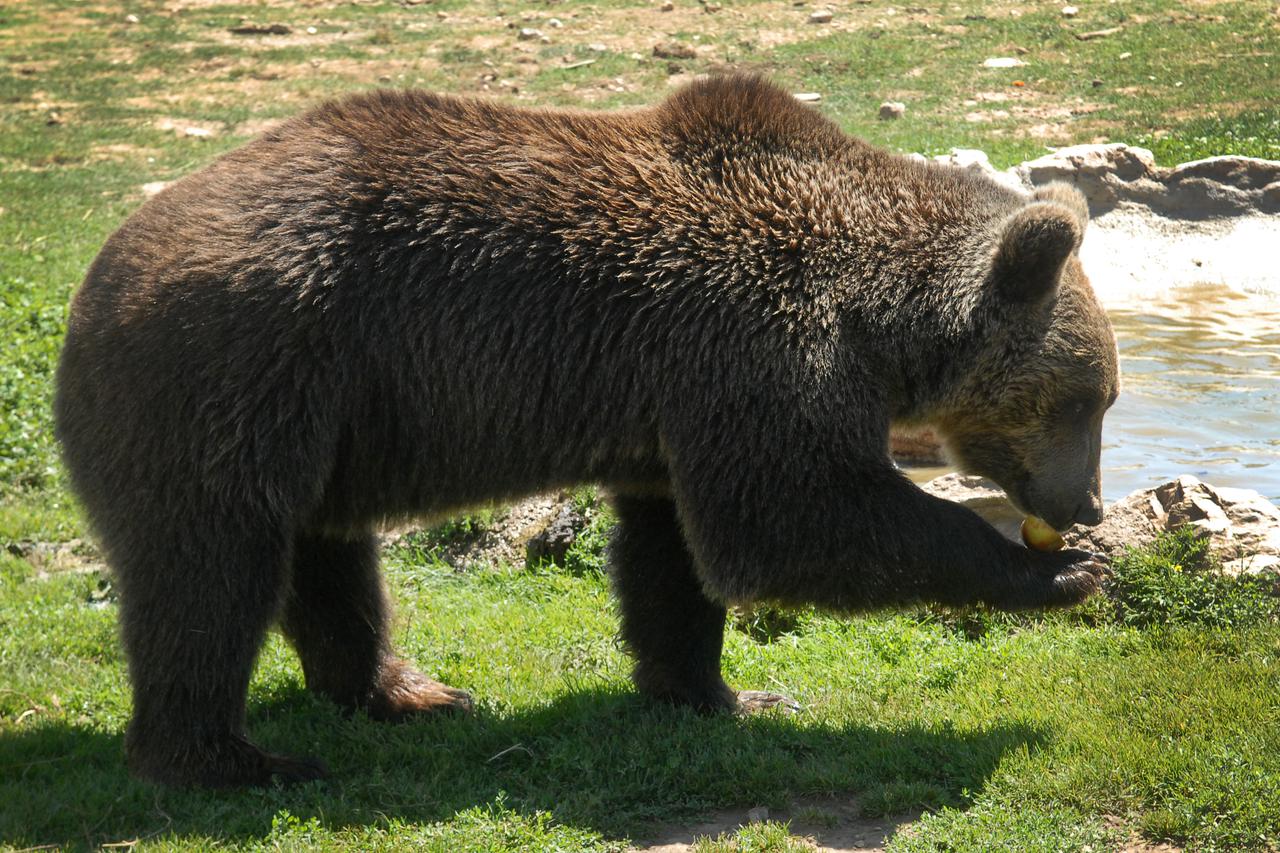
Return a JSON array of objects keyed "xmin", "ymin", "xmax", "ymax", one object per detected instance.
[{"xmin": 2, "ymin": 0, "xmax": 1279, "ymax": 849}]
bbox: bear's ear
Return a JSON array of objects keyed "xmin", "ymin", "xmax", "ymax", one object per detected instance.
[
  {"xmin": 990, "ymin": 198, "xmax": 1085, "ymax": 304},
  {"xmin": 1031, "ymin": 183, "xmax": 1090, "ymax": 228}
]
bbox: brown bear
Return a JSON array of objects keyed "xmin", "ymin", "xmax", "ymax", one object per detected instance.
[{"xmin": 54, "ymin": 75, "xmax": 1117, "ymax": 788}]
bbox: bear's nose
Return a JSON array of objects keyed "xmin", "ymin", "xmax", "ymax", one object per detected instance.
[{"xmin": 1073, "ymin": 499, "xmax": 1104, "ymax": 527}]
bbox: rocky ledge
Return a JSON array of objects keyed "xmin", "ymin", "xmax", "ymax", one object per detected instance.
[
  {"xmin": 928, "ymin": 143, "xmax": 1280, "ymax": 218},
  {"xmin": 923, "ymin": 472, "xmax": 1280, "ymax": 580}
]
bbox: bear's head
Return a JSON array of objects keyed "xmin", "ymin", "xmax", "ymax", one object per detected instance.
[{"xmin": 936, "ymin": 184, "xmax": 1119, "ymax": 532}]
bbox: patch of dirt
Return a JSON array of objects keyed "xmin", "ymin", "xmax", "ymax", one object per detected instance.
[
  {"xmin": 631, "ymin": 799, "xmax": 919, "ymax": 852},
  {"xmin": 1103, "ymin": 816, "xmax": 1184, "ymax": 852}
]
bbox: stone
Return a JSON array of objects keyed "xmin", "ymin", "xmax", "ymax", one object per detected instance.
[
  {"xmin": 919, "ymin": 474, "xmax": 1025, "ymax": 542},
  {"xmin": 1061, "ymin": 5, "xmax": 1078, "ymax": 16},
  {"xmin": 228, "ymin": 23, "xmax": 291, "ymax": 35},
  {"xmin": 1263, "ymin": 181, "xmax": 1280, "ymax": 211},
  {"xmin": 878, "ymin": 101, "xmax": 906, "ymax": 120},
  {"xmin": 931, "ymin": 147, "xmax": 1025, "ymax": 191},
  {"xmin": 525, "ymin": 502, "xmax": 588, "ymax": 567},
  {"xmin": 518, "ymin": 27, "xmax": 544, "ymax": 40},
  {"xmin": 793, "ymin": 92, "xmax": 822, "ymax": 103},
  {"xmin": 982, "ymin": 57, "xmax": 1026, "ymax": 68},
  {"xmin": 809, "ymin": 9, "xmax": 833, "ymax": 23}
]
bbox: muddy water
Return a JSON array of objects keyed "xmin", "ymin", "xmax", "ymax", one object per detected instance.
[{"xmin": 1102, "ymin": 283, "xmax": 1280, "ymax": 502}]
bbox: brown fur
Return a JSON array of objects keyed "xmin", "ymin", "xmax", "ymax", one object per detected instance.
[{"xmin": 55, "ymin": 75, "xmax": 1116, "ymax": 787}]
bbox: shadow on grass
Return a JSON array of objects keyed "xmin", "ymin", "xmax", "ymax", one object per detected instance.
[{"xmin": 0, "ymin": 686, "xmax": 1045, "ymax": 849}]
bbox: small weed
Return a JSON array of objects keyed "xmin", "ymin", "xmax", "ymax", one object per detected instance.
[
  {"xmin": 732, "ymin": 604, "xmax": 811, "ymax": 644},
  {"xmin": 1108, "ymin": 526, "xmax": 1279, "ymax": 630},
  {"xmin": 692, "ymin": 820, "xmax": 809, "ymax": 853}
]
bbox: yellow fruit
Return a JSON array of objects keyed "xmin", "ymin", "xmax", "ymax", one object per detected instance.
[{"xmin": 1021, "ymin": 515, "xmax": 1065, "ymax": 551}]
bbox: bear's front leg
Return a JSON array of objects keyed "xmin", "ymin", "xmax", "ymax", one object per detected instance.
[
  {"xmin": 609, "ymin": 493, "xmax": 798, "ymax": 714},
  {"xmin": 659, "ymin": 379, "xmax": 1109, "ymax": 614}
]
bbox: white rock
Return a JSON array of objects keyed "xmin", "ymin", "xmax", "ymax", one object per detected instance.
[
  {"xmin": 982, "ymin": 57, "xmax": 1026, "ymax": 68},
  {"xmin": 793, "ymin": 92, "xmax": 822, "ymax": 103},
  {"xmin": 1061, "ymin": 5, "xmax": 1078, "ymax": 16},
  {"xmin": 809, "ymin": 9, "xmax": 833, "ymax": 23}
]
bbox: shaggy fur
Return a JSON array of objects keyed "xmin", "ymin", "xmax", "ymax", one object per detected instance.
[{"xmin": 55, "ymin": 75, "xmax": 1116, "ymax": 787}]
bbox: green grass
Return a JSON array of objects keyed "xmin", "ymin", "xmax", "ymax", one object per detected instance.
[
  {"xmin": 2, "ymin": 0, "xmax": 1279, "ymax": 849},
  {"xmin": 2, "ymin": 528, "xmax": 1278, "ymax": 851}
]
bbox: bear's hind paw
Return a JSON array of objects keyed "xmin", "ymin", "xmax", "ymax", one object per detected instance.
[
  {"xmin": 735, "ymin": 690, "xmax": 802, "ymax": 715},
  {"xmin": 366, "ymin": 659, "xmax": 474, "ymax": 721}
]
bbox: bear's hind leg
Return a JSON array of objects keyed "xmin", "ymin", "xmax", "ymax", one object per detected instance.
[
  {"xmin": 281, "ymin": 531, "xmax": 472, "ymax": 720},
  {"xmin": 609, "ymin": 494, "xmax": 797, "ymax": 714},
  {"xmin": 118, "ymin": 512, "xmax": 327, "ymax": 788}
]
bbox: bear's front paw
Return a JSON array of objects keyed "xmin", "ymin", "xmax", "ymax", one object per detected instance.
[
  {"xmin": 1048, "ymin": 550, "xmax": 1111, "ymax": 604},
  {"xmin": 998, "ymin": 548, "xmax": 1111, "ymax": 610}
]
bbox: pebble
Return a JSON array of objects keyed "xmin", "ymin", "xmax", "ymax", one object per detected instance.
[
  {"xmin": 547, "ymin": 18, "xmax": 563, "ymax": 28},
  {"xmin": 1061, "ymin": 5, "xmax": 1078, "ymax": 16},
  {"xmin": 982, "ymin": 56, "xmax": 1026, "ymax": 68},
  {"xmin": 659, "ymin": 0, "xmax": 674, "ymax": 9},
  {"xmin": 124, "ymin": 13, "xmax": 140, "ymax": 24},
  {"xmin": 517, "ymin": 27, "xmax": 544, "ymax": 40},
  {"xmin": 878, "ymin": 100, "xmax": 906, "ymax": 120},
  {"xmin": 793, "ymin": 92, "xmax": 822, "ymax": 103},
  {"xmin": 809, "ymin": 9, "xmax": 833, "ymax": 23}
]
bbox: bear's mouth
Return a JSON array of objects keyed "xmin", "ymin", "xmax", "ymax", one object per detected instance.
[{"xmin": 1006, "ymin": 479, "xmax": 1077, "ymax": 533}]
